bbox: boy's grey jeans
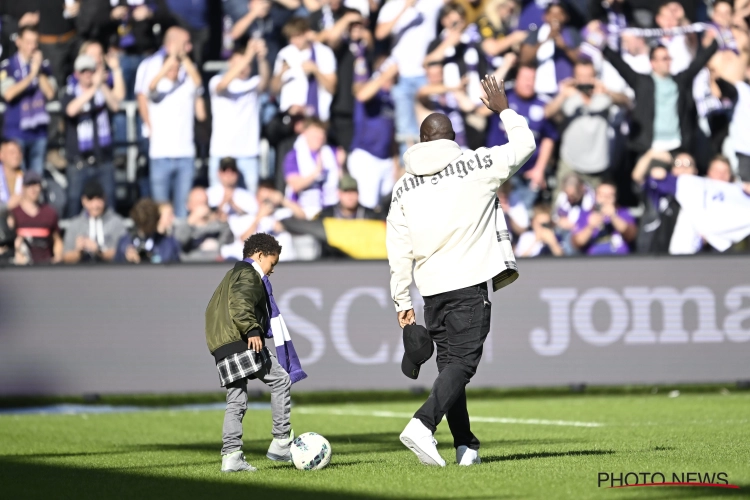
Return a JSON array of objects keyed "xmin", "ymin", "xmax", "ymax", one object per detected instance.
[{"xmin": 222, "ymin": 352, "xmax": 292, "ymax": 455}]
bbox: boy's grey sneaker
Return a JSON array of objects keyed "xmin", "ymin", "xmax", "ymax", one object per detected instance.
[
  {"xmin": 221, "ymin": 451, "xmax": 257, "ymax": 472},
  {"xmin": 266, "ymin": 430, "xmax": 295, "ymax": 462}
]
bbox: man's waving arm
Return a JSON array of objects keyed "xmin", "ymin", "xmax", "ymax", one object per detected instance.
[
  {"xmin": 480, "ymin": 75, "xmax": 536, "ymax": 182},
  {"xmin": 386, "ymin": 196, "xmax": 415, "ymax": 328}
]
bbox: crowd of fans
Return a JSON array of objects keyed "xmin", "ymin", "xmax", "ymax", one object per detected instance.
[{"xmin": 0, "ymin": 0, "xmax": 749, "ymax": 265}]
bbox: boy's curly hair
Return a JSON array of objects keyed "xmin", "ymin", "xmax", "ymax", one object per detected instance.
[{"xmin": 243, "ymin": 233, "xmax": 282, "ymax": 259}]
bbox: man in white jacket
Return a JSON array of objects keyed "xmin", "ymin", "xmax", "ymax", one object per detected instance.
[{"xmin": 387, "ymin": 76, "xmax": 536, "ymax": 467}]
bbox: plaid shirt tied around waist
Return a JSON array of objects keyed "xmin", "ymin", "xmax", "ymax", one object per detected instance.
[{"xmin": 216, "ymin": 347, "xmax": 270, "ymax": 387}]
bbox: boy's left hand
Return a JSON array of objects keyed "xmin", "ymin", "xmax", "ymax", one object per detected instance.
[{"xmin": 248, "ymin": 336, "xmax": 263, "ymax": 353}]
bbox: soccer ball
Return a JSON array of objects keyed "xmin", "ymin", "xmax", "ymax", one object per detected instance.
[{"xmin": 290, "ymin": 432, "xmax": 332, "ymax": 470}]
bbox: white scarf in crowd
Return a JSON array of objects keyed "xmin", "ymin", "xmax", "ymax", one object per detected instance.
[
  {"xmin": 277, "ymin": 43, "xmax": 333, "ymax": 121},
  {"xmin": 534, "ymin": 23, "xmax": 559, "ymax": 95},
  {"xmin": 441, "ymin": 25, "xmax": 483, "ymax": 104},
  {"xmin": 89, "ymin": 216, "xmax": 105, "ymax": 248}
]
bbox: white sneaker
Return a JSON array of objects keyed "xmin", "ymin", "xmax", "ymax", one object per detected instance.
[
  {"xmin": 399, "ymin": 418, "xmax": 446, "ymax": 467},
  {"xmin": 456, "ymin": 446, "xmax": 481, "ymax": 466},
  {"xmin": 267, "ymin": 430, "xmax": 295, "ymax": 462},
  {"xmin": 221, "ymin": 450, "xmax": 257, "ymax": 472}
]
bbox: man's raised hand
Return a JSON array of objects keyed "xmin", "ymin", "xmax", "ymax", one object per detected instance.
[{"xmin": 480, "ymin": 74, "xmax": 509, "ymax": 114}]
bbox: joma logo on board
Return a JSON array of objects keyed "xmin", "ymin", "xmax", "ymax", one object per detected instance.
[{"xmin": 530, "ymin": 286, "xmax": 750, "ymax": 356}]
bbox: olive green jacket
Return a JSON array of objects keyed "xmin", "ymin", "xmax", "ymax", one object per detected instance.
[{"xmin": 205, "ymin": 261, "xmax": 268, "ymax": 361}]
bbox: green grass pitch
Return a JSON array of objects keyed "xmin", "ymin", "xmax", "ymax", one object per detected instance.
[{"xmin": 1, "ymin": 392, "xmax": 748, "ymax": 499}]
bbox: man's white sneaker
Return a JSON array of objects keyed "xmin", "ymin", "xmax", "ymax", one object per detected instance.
[
  {"xmin": 399, "ymin": 418, "xmax": 446, "ymax": 467},
  {"xmin": 267, "ymin": 430, "xmax": 295, "ymax": 462},
  {"xmin": 456, "ymin": 445, "xmax": 481, "ymax": 466},
  {"xmin": 221, "ymin": 451, "xmax": 257, "ymax": 472}
]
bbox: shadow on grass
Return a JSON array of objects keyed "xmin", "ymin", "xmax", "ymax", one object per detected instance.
[
  {"xmin": 482, "ymin": 449, "xmax": 614, "ymax": 463},
  {"xmin": 125, "ymin": 434, "xmax": 585, "ymax": 458},
  {"xmin": 615, "ymin": 484, "xmax": 747, "ymax": 499},
  {"xmin": 0, "ymin": 456, "xmax": 429, "ymax": 500}
]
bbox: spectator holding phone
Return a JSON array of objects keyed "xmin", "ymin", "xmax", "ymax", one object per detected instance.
[
  {"xmin": 173, "ymin": 187, "xmax": 233, "ymax": 262},
  {"xmin": 572, "ymin": 181, "xmax": 637, "ymax": 255},
  {"xmin": 115, "ymin": 198, "xmax": 181, "ymax": 264},
  {"xmin": 545, "ymin": 59, "xmax": 630, "ymax": 191},
  {"xmin": 515, "ymin": 202, "xmax": 564, "ymax": 257},
  {"xmin": 62, "ymin": 180, "xmax": 127, "ymax": 264}
]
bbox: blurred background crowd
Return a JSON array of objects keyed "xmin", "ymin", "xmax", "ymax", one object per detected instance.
[{"xmin": 0, "ymin": 0, "xmax": 749, "ymax": 265}]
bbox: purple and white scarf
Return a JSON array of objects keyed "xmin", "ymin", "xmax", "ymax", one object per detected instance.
[
  {"xmin": 621, "ymin": 22, "xmax": 727, "ymax": 46},
  {"xmin": 70, "ymin": 82, "xmax": 112, "ymax": 152},
  {"xmin": 441, "ymin": 24, "xmax": 483, "ymax": 104},
  {"xmin": 9, "ymin": 54, "xmax": 50, "ymax": 131},
  {"xmin": 244, "ymin": 258, "xmax": 307, "ymax": 384}
]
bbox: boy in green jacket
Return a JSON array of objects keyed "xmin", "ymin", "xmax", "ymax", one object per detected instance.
[{"xmin": 205, "ymin": 233, "xmax": 293, "ymax": 472}]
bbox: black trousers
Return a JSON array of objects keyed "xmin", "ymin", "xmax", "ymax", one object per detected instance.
[{"xmin": 414, "ymin": 282, "xmax": 491, "ymax": 451}]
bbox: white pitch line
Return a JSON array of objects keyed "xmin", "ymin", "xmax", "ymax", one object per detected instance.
[{"xmin": 295, "ymin": 407, "xmax": 604, "ymax": 428}]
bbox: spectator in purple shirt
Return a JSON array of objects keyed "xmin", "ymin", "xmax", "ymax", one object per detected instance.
[
  {"xmin": 0, "ymin": 26, "xmax": 57, "ymax": 175},
  {"xmin": 485, "ymin": 63, "xmax": 558, "ymax": 209},
  {"xmin": 572, "ymin": 180, "xmax": 637, "ymax": 255},
  {"xmin": 553, "ymin": 172, "xmax": 594, "ymax": 254},
  {"xmin": 283, "ymin": 118, "xmax": 340, "ymax": 219}
]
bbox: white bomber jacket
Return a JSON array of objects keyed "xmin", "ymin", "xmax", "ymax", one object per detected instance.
[{"xmin": 386, "ymin": 109, "xmax": 536, "ymax": 311}]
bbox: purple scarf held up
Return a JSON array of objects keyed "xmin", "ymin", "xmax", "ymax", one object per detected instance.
[{"xmin": 244, "ymin": 258, "xmax": 307, "ymax": 384}]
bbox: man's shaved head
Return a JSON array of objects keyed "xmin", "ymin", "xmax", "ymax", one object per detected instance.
[{"xmin": 420, "ymin": 113, "xmax": 455, "ymax": 143}]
